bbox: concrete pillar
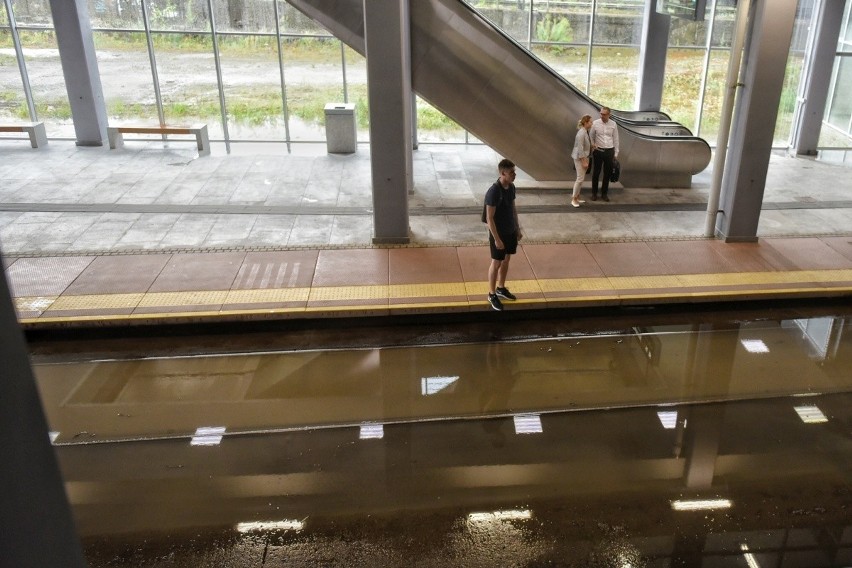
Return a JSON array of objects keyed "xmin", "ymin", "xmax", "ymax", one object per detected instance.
[
  {"xmin": 0, "ymin": 255, "xmax": 88, "ymax": 568},
  {"xmin": 715, "ymin": 0, "xmax": 798, "ymax": 242},
  {"xmin": 48, "ymin": 0, "xmax": 108, "ymax": 146},
  {"xmin": 636, "ymin": 0, "xmax": 670, "ymax": 112},
  {"xmin": 364, "ymin": 0, "xmax": 412, "ymax": 244},
  {"xmin": 790, "ymin": 0, "xmax": 846, "ymax": 156}
]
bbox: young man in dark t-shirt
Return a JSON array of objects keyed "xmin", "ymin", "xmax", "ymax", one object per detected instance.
[{"xmin": 484, "ymin": 158, "xmax": 523, "ymax": 311}]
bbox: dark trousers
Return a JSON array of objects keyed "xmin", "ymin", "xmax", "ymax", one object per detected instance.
[{"xmin": 592, "ymin": 147, "xmax": 615, "ymax": 197}]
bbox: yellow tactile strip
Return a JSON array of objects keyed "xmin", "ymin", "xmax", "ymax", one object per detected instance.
[{"xmin": 14, "ymin": 268, "xmax": 852, "ymax": 325}]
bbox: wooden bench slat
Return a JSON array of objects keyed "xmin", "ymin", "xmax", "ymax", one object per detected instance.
[{"xmin": 115, "ymin": 126, "xmax": 194, "ymax": 135}]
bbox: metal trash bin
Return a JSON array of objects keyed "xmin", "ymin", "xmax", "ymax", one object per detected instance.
[{"xmin": 324, "ymin": 103, "xmax": 356, "ymax": 154}]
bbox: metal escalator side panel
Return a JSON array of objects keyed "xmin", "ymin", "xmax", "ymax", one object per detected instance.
[
  {"xmin": 411, "ymin": 0, "xmax": 596, "ymax": 180},
  {"xmin": 414, "ymin": 0, "xmax": 712, "ymax": 184},
  {"xmin": 289, "ymin": 0, "xmax": 712, "ymax": 186},
  {"xmin": 286, "ymin": 0, "xmax": 365, "ymax": 54}
]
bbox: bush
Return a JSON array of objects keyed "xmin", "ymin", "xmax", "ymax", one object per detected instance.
[{"xmin": 535, "ymin": 15, "xmax": 573, "ymax": 54}]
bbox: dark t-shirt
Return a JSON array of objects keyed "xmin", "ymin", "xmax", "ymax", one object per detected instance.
[{"xmin": 484, "ymin": 181, "xmax": 517, "ymax": 235}]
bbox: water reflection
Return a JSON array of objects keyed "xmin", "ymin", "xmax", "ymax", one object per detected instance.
[
  {"xmin": 34, "ymin": 315, "xmax": 852, "ymax": 443},
  {"xmin": 69, "ymin": 394, "xmax": 851, "ymax": 566}
]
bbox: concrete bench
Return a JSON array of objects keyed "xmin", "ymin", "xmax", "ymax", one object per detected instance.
[
  {"xmin": 107, "ymin": 124, "xmax": 210, "ymax": 156},
  {"xmin": 0, "ymin": 122, "xmax": 48, "ymax": 148}
]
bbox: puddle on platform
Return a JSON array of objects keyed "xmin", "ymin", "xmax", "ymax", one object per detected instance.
[
  {"xmin": 35, "ymin": 314, "xmax": 852, "ymax": 444},
  {"xmin": 70, "ymin": 394, "xmax": 851, "ymax": 567}
]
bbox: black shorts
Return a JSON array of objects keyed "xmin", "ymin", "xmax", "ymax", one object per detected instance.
[{"xmin": 489, "ymin": 230, "xmax": 518, "ymax": 260}]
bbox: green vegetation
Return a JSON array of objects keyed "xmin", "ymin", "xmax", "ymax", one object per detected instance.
[
  {"xmin": 0, "ymin": 31, "xmax": 826, "ymax": 145},
  {"xmin": 536, "ymin": 15, "xmax": 573, "ymax": 53}
]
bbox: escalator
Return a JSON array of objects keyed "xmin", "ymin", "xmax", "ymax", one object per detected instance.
[{"xmin": 288, "ymin": 0, "xmax": 712, "ymax": 187}]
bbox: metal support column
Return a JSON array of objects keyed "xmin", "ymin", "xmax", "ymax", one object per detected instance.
[
  {"xmin": 206, "ymin": 0, "xmax": 230, "ymax": 153},
  {"xmin": 790, "ymin": 0, "xmax": 846, "ymax": 156},
  {"xmin": 272, "ymin": 0, "xmax": 293, "ymax": 153},
  {"xmin": 364, "ymin": 0, "xmax": 412, "ymax": 244},
  {"xmin": 635, "ymin": 0, "xmax": 671, "ymax": 112},
  {"xmin": 4, "ymin": 0, "xmax": 38, "ymax": 121},
  {"xmin": 715, "ymin": 0, "xmax": 798, "ymax": 242},
  {"xmin": 0, "ymin": 252, "xmax": 87, "ymax": 568},
  {"xmin": 48, "ymin": 0, "xmax": 108, "ymax": 146}
]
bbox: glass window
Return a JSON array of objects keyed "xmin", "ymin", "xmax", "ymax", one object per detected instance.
[
  {"xmin": 8, "ymin": 0, "xmax": 52, "ymax": 26},
  {"xmin": 87, "ymin": 0, "xmax": 143, "ymax": 30},
  {"xmin": 532, "ymin": 45, "xmax": 589, "ymax": 92},
  {"xmin": 827, "ymin": 57, "xmax": 852, "ymax": 134},
  {"xmin": 278, "ymin": 1, "xmax": 331, "ymax": 36},
  {"xmin": 280, "ymin": 36, "xmax": 344, "ymax": 142},
  {"xmin": 416, "ymin": 96, "xmax": 465, "ymax": 144},
  {"xmin": 774, "ymin": 0, "xmax": 817, "ymax": 145},
  {"xmin": 668, "ymin": 15, "xmax": 709, "ymax": 49},
  {"xmin": 589, "ymin": 46, "xmax": 639, "ymax": 109},
  {"xmin": 216, "ymin": 33, "xmax": 287, "ymax": 142},
  {"xmin": 146, "ymin": 0, "xmax": 209, "ymax": 33},
  {"xmin": 211, "ymin": 0, "xmax": 276, "ymax": 34},
  {"xmin": 15, "ymin": 29, "xmax": 72, "ymax": 136},
  {"xmin": 144, "ymin": 32, "xmax": 220, "ymax": 135},
  {"xmin": 697, "ymin": 49, "xmax": 729, "ymax": 144},
  {"xmin": 710, "ymin": 0, "xmax": 738, "ymax": 48},
  {"xmin": 466, "ymin": 0, "xmax": 530, "ymax": 45},
  {"xmin": 661, "ymin": 48, "xmax": 705, "ymax": 132},
  {"xmin": 94, "ymin": 30, "xmax": 159, "ymax": 126}
]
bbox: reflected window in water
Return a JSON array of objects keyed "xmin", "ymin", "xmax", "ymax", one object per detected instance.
[
  {"xmin": 421, "ymin": 375, "xmax": 460, "ymax": 395},
  {"xmin": 671, "ymin": 498, "xmax": 733, "ymax": 511},
  {"xmin": 741, "ymin": 339, "xmax": 770, "ymax": 353},
  {"xmin": 657, "ymin": 410, "xmax": 678, "ymax": 429},
  {"xmin": 793, "ymin": 405, "xmax": 829, "ymax": 424},
  {"xmin": 513, "ymin": 414, "xmax": 543, "ymax": 434},
  {"xmin": 190, "ymin": 426, "xmax": 226, "ymax": 446},
  {"xmin": 359, "ymin": 423, "xmax": 384, "ymax": 439}
]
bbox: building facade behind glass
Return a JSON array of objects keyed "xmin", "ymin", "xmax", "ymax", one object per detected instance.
[{"xmin": 0, "ymin": 0, "xmax": 850, "ymax": 152}]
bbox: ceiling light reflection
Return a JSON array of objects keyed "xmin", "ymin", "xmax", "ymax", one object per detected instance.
[
  {"xmin": 359, "ymin": 423, "xmax": 384, "ymax": 439},
  {"xmin": 671, "ymin": 498, "xmax": 732, "ymax": 511},
  {"xmin": 741, "ymin": 339, "xmax": 769, "ymax": 353},
  {"xmin": 191, "ymin": 426, "xmax": 226, "ymax": 446},
  {"xmin": 657, "ymin": 411, "xmax": 678, "ymax": 429},
  {"xmin": 467, "ymin": 509, "xmax": 532, "ymax": 523},
  {"xmin": 237, "ymin": 519, "xmax": 304, "ymax": 532},
  {"xmin": 794, "ymin": 405, "xmax": 828, "ymax": 424},
  {"xmin": 740, "ymin": 543, "xmax": 762, "ymax": 568},
  {"xmin": 513, "ymin": 414, "xmax": 543, "ymax": 434},
  {"xmin": 421, "ymin": 375, "xmax": 459, "ymax": 395}
]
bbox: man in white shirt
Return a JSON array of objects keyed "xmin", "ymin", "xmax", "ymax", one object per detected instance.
[{"xmin": 589, "ymin": 106, "xmax": 619, "ymax": 202}]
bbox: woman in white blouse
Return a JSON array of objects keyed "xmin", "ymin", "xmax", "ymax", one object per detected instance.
[{"xmin": 570, "ymin": 114, "xmax": 593, "ymax": 207}]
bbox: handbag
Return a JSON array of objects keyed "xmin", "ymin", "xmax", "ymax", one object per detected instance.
[
  {"xmin": 585, "ymin": 155, "xmax": 592, "ymax": 174},
  {"xmin": 610, "ymin": 158, "xmax": 621, "ymax": 182}
]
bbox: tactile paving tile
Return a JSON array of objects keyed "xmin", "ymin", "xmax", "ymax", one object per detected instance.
[
  {"xmin": 15, "ymin": 296, "xmax": 57, "ymax": 312},
  {"xmin": 606, "ymin": 275, "xmax": 684, "ymax": 290},
  {"xmin": 537, "ymin": 277, "xmax": 614, "ymax": 293},
  {"xmin": 388, "ymin": 282, "xmax": 467, "ymax": 299},
  {"xmin": 676, "ymin": 269, "xmax": 852, "ymax": 288},
  {"xmin": 137, "ymin": 291, "xmax": 229, "ymax": 307},
  {"xmin": 308, "ymin": 285, "xmax": 388, "ymax": 301},
  {"xmin": 46, "ymin": 293, "xmax": 144, "ymax": 311},
  {"xmin": 225, "ymin": 288, "xmax": 311, "ymax": 305},
  {"xmin": 6, "ymin": 256, "xmax": 95, "ymax": 296}
]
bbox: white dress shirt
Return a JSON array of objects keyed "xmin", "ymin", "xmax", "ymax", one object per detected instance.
[{"xmin": 591, "ymin": 118, "xmax": 619, "ymax": 156}]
